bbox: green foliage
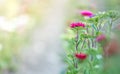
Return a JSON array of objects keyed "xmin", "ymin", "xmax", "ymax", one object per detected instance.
[{"xmin": 63, "ymin": 10, "xmax": 120, "ymax": 74}]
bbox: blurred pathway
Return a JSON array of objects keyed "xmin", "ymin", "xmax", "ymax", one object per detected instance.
[{"xmin": 16, "ymin": 0, "xmax": 68, "ymax": 74}]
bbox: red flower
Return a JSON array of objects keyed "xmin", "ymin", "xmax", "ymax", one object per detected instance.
[
  {"xmin": 80, "ymin": 10, "xmax": 93, "ymax": 17},
  {"xmin": 96, "ymin": 34, "xmax": 106, "ymax": 42},
  {"xmin": 75, "ymin": 53, "xmax": 87, "ymax": 60},
  {"xmin": 70, "ymin": 22, "xmax": 85, "ymax": 28}
]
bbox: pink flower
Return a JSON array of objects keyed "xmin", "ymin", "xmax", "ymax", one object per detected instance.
[
  {"xmin": 70, "ymin": 22, "xmax": 85, "ymax": 28},
  {"xmin": 80, "ymin": 10, "xmax": 93, "ymax": 17},
  {"xmin": 75, "ymin": 53, "xmax": 87, "ymax": 60},
  {"xmin": 96, "ymin": 34, "xmax": 106, "ymax": 42}
]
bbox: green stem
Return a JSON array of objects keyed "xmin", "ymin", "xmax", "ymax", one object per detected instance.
[
  {"xmin": 86, "ymin": 27, "xmax": 91, "ymax": 49},
  {"xmin": 75, "ymin": 29, "xmax": 79, "ymax": 52},
  {"xmin": 81, "ymin": 39, "xmax": 85, "ymax": 50},
  {"xmin": 74, "ymin": 29, "xmax": 79, "ymax": 69},
  {"xmin": 92, "ymin": 28, "xmax": 94, "ymax": 47}
]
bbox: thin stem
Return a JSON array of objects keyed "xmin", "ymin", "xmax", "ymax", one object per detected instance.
[
  {"xmin": 110, "ymin": 19, "xmax": 113, "ymax": 29},
  {"xmin": 74, "ymin": 29, "xmax": 79, "ymax": 69},
  {"xmin": 109, "ymin": 18, "xmax": 113, "ymax": 35},
  {"xmin": 86, "ymin": 27, "xmax": 91, "ymax": 49},
  {"xmin": 81, "ymin": 39, "xmax": 85, "ymax": 49},
  {"xmin": 92, "ymin": 28, "xmax": 94, "ymax": 47},
  {"xmin": 75, "ymin": 29, "xmax": 79, "ymax": 52},
  {"xmin": 98, "ymin": 21, "xmax": 103, "ymax": 31},
  {"xmin": 88, "ymin": 39, "xmax": 90, "ymax": 49}
]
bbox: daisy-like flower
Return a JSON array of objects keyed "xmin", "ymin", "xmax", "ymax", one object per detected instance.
[
  {"xmin": 70, "ymin": 22, "xmax": 85, "ymax": 28},
  {"xmin": 80, "ymin": 10, "xmax": 93, "ymax": 17},
  {"xmin": 96, "ymin": 34, "xmax": 106, "ymax": 42},
  {"xmin": 75, "ymin": 53, "xmax": 87, "ymax": 60}
]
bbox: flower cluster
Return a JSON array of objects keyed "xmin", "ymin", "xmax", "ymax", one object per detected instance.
[
  {"xmin": 66, "ymin": 9, "xmax": 119, "ymax": 74},
  {"xmin": 69, "ymin": 11, "xmax": 92, "ymax": 61}
]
